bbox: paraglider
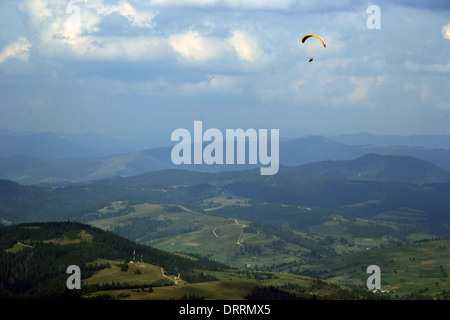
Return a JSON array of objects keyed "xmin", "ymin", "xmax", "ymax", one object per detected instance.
[
  {"xmin": 301, "ymin": 34, "xmax": 326, "ymax": 47},
  {"xmin": 301, "ymin": 34, "xmax": 326, "ymax": 62}
]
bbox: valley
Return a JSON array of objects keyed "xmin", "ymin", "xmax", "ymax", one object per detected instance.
[{"xmin": 1, "ymin": 142, "xmax": 449, "ymax": 300}]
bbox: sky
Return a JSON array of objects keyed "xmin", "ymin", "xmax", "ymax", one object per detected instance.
[{"xmin": 0, "ymin": 0, "xmax": 449, "ymax": 143}]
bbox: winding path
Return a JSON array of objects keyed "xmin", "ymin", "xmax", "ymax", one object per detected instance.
[{"xmin": 160, "ymin": 267, "xmax": 180, "ymax": 285}]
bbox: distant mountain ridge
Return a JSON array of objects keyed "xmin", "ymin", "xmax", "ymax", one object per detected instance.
[
  {"xmin": 0, "ymin": 132, "xmax": 101, "ymax": 159},
  {"xmin": 329, "ymin": 132, "xmax": 450, "ymax": 150},
  {"xmin": 286, "ymin": 153, "xmax": 450, "ymax": 184},
  {"xmin": 1, "ymin": 131, "xmax": 450, "ymax": 185}
]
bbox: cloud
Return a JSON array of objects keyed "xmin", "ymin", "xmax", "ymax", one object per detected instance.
[
  {"xmin": 169, "ymin": 31, "xmax": 223, "ymax": 61},
  {"xmin": 19, "ymin": 0, "xmax": 53, "ymax": 29},
  {"xmin": 442, "ymin": 23, "xmax": 450, "ymax": 39},
  {"xmin": 391, "ymin": 0, "xmax": 450, "ymax": 10},
  {"xmin": 228, "ymin": 30, "xmax": 265, "ymax": 63},
  {"xmin": 347, "ymin": 76, "xmax": 374, "ymax": 103},
  {"xmin": 290, "ymin": 79, "xmax": 306, "ymax": 92},
  {"xmin": 405, "ymin": 61, "xmax": 450, "ymax": 73},
  {"xmin": 376, "ymin": 76, "xmax": 385, "ymax": 84},
  {"xmin": 168, "ymin": 29, "xmax": 268, "ymax": 65},
  {"xmin": 0, "ymin": 37, "xmax": 32, "ymax": 64},
  {"xmin": 402, "ymin": 80, "xmax": 448, "ymax": 109},
  {"xmin": 208, "ymin": 75, "xmax": 237, "ymax": 89},
  {"xmin": 85, "ymin": 0, "xmax": 158, "ymax": 28},
  {"xmin": 147, "ymin": 0, "xmax": 293, "ymax": 10},
  {"xmin": 419, "ymin": 84, "xmax": 432, "ymax": 99},
  {"xmin": 180, "ymin": 74, "xmax": 243, "ymax": 94},
  {"xmin": 18, "ymin": 1, "xmax": 270, "ymax": 66},
  {"xmin": 73, "ymin": 73, "xmax": 243, "ymax": 96},
  {"xmin": 19, "ymin": 0, "xmax": 161, "ymax": 60}
]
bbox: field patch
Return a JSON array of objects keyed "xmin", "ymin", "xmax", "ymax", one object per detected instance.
[
  {"xmin": 84, "ymin": 280, "xmax": 258, "ymax": 300},
  {"xmin": 83, "ymin": 259, "xmax": 172, "ymax": 287}
]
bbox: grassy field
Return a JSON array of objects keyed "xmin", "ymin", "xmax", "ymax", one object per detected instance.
[
  {"xmin": 89, "ymin": 203, "xmax": 170, "ymax": 230},
  {"xmin": 89, "ymin": 203, "xmax": 237, "ymax": 236},
  {"xmin": 5, "ymin": 241, "xmax": 33, "ymax": 253},
  {"xmin": 83, "ymin": 259, "xmax": 174, "ymax": 287},
  {"xmin": 203, "ymin": 269, "xmax": 360, "ymax": 299},
  {"xmin": 85, "ymin": 202, "xmax": 448, "ymax": 299},
  {"xmin": 201, "ymin": 193, "xmax": 251, "ymax": 211},
  {"xmin": 5, "ymin": 229, "xmax": 94, "ymax": 252},
  {"xmin": 81, "ymin": 261, "xmax": 360, "ymax": 300},
  {"xmin": 149, "ymin": 222, "xmax": 310, "ymax": 269},
  {"xmin": 77, "ymin": 239, "xmax": 450, "ymax": 300},
  {"xmin": 81, "ymin": 258, "xmax": 260, "ymax": 300},
  {"xmin": 83, "ymin": 280, "xmax": 258, "ymax": 300},
  {"xmin": 89, "ymin": 202, "xmax": 292, "ymax": 268}
]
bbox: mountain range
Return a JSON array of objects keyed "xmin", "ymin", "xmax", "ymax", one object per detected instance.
[
  {"xmin": 1, "ymin": 130, "xmax": 449, "ymax": 300},
  {"xmin": 1, "ymin": 162, "xmax": 449, "ymax": 235},
  {"xmin": 0, "ymin": 130, "xmax": 449, "ymax": 185},
  {"xmin": 286, "ymin": 153, "xmax": 450, "ymax": 184},
  {"xmin": 329, "ymin": 132, "xmax": 450, "ymax": 149}
]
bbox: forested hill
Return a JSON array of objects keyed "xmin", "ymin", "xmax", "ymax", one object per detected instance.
[
  {"xmin": 1, "ymin": 165, "xmax": 450, "ymax": 236},
  {"xmin": 286, "ymin": 153, "xmax": 450, "ymax": 184},
  {"xmin": 0, "ymin": 221, "xmax": 228, "ymax": 298}
]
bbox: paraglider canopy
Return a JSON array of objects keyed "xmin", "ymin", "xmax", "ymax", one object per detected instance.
[{"xmin": 301, "ymin": 34, "xmax": 326, "ymax": 47}]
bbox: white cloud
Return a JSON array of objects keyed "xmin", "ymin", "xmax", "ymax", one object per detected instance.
[
  {"xmin": 87, "ymin": 0, "xmax": 157, "ymax": 28},
  {"xmin": 228, "ymin": 30, "xmax": 266, "ymax": 63},
  {"xmin": 442, "ymin": 23, "xmax": 450, "ymax": 40},
  {"xmin": 0, "ymin": 37, "xmax": 32, "ymax": 64},
  {"xmin": 19, "ymin": 0, "xmax": 53, "ymax": 29},
  {"xmin": 169, "ymin": 31, "xmax": 223, "ymax": 61},
  {"xmin": 19, "ymin": 0, "xmax": 160, "ymax": 60},
  {"xmin": 347, "ymin": 76, "xmax": 374, "ymax": 103},
  {"xmin": 18, "ymin": 0, "xmax": 273, "ymax": 66},
  {"xmin": 208, "ymin": 75, "xmax": 236, "ymax": 89},
  {"xmin": 168, "ymin": 29, "xmax": 268, "ymax": 65}
]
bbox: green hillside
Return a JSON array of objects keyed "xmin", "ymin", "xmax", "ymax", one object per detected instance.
[
  {"xmin": 1, "ymin": 166, "xmax": 449, "ymax": 235},
  {"xmin": 0, "ymin": 222, "xmax": 226, "ymax": 298},
  {"xmin": 85, "ymin": 199, "xmax": 441, "ymax": 274},
  {"xmin": 0, "ymin": 163, "xmax": 449, "ymax": 300},
  {"xmin": 300, "ymin": 238, "xmax": 450, "ymax": 300},
  {"xmin": 0, "ymin": 222, "xmax": 361, "ymax": 300}
]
